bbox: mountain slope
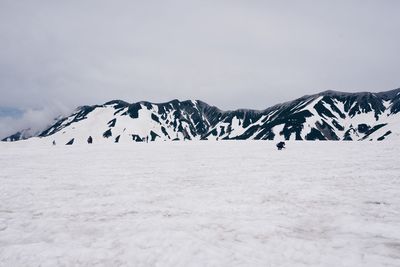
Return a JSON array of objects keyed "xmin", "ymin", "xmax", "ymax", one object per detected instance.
[
  {"xmin": 3, "ymin": 88, "xmax": 400, "ymax": 143},
  {"xmin": 1, "ymin": 128, "xmax": 36, "ymax": 142}
]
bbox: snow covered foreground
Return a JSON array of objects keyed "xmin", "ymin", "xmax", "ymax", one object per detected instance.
[{"xmin": 0, "ymin": 141, "xmax": 399, "ymax": 267}]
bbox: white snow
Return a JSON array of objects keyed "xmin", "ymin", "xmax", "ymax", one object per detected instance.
[
  {"xmin": 0, "ymin": 141, "xmax": 400, "ymax": 266},
  {"xmin": 299, "ymin": 96, "xmax": 323, "ymax": 113},
  {"xmin": 227, "ymin": 116, "xmax": 248, "ymax": 138},
  {"xmin": 272, "ymin": 124, "xmax": 285, "ymax": 139}
]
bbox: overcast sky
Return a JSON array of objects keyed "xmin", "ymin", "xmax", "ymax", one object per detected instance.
[{"xmin": 0, "ymin": 0, "xmax": 399, "ymax": 137}]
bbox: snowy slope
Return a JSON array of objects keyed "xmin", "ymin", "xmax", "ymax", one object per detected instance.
[
  {"xmin": 36, "ymin": 100, "xmax": 220, "ymax": 145},
  {"xmin": 3, "ymin": 88, "xmax": 400, "ymax": 143},
  {"xmin": 0, "ymin": 141, "xmax": 399, "ymax": 266}
]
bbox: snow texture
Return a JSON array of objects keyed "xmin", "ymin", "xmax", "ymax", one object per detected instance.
[{"xmin": 0, "ymin": 141, "xmax": 399, "ymax": 266}]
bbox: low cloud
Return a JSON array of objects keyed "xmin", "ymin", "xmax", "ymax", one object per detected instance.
[{"xmin": 0, "ymin": 104, "xmax": 72, "ymax": 139}]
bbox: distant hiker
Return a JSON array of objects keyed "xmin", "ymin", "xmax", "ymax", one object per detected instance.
[
  {"xmin": 52, "ymin": 140, "xmax": 56, "ymax": 146},
  {"xmin": 87, "ymin": 136, "xmax": 93, "ymax": 144},
  {"xmin": 276, "ymin": 141, "xmax": 286, "ymax": 150}
]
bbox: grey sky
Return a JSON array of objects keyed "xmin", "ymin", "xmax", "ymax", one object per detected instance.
[{"xmin": 0, "ymin": 0, "xmax": 399, "ymax": 137}]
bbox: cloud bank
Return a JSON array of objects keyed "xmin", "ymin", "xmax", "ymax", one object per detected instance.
[
  {"xmin": 0, "ymin": 104, "xmax": 72, "ymax": 139},
  {"xmin": 0, "ymin": 0, "xmax": 399, "ymax": 136}
]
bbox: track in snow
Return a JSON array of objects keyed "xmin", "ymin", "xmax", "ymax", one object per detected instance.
[{"xmin": 0, "ymin": 141, "xmax": 399, "ymax": 266}]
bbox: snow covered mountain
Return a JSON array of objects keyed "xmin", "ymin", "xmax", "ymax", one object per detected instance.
[{"xmin": 3, "ymin": 88, "xmax": 400, "ymax": 144}]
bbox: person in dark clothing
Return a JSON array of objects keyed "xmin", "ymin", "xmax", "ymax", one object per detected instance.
[
  {"xmin": 276, "ymin": 141, "xmax": 286, "ymax": 150},
  {"xmin": 52, "ymin": 140, "xmax": 56, "ymax": 146},
  {"xmin": 87, "ymin": 136, "xmax": 93, "ymax": 144}
]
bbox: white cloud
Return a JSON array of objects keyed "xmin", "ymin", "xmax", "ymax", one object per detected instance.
[{"xmin": 0, "ymin": 104, "xmax": 72, "ymax": 139}]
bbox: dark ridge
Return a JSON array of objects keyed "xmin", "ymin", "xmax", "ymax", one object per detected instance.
[
  {"xmin": 377, "ymin": 131, "xmax": 392, "ymax": 141},
  {"xmin": 151, "ymin": 113, "xmax": 160, "ymax": 123},
  {"xmin": 39, "ymin": 105, "xmax": 99, "ymax": 137},
  {"xmin": 108, "ymin": 118, "xmax": 117, "ymax": 127},
  {"xmin": 318, "ymin": 88, "xmax": 400, "ymax": 98},
  {"xmin": 104, "ymin": 100, "xmax": 130, "ymax": 107},
  {"xmin": 360, "ymin": 124, "xmax": 388, "ymax": 140},
  {"xmin": 103, "ymin": 129, "xmax": 112, "ymax": 138},
  {"xmin": 132, "ymin": 134, "xmax": 143, "ymax": 142},
  {"xmin": 375, "ymin": 88, "xmax": 400, "ymax": 100},
  {"xmin": 305, "ymin": 128, "xmax": 326, "ymax": 140},
  {"xmin": 66, "ymin": 138, "xmax": 74, "ymax": 145},
  {"xmin": 150, "ymin": 131, "xmax": 160, "ymax": 141},
  {"xmin": 2, "ymin": 131, "xmax": 24, "ymax": 142}
]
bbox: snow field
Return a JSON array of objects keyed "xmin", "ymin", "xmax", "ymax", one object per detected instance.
[{"xmin": 0, "ymin": 141, "xmax": 399, "ymax": 266}]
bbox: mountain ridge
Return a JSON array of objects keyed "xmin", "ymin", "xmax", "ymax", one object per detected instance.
[{"xmin": 2, "ymin": 88, "xmax": 400, "ymax": 143}]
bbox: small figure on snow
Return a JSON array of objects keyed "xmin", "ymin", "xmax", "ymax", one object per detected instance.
[
  {"xmin": 52, "ymin": 140, "xmax": 56, "ymax": 146},
  {"xmin": 87, "ymin": 136, "xmax": 93, "ymax": 144},
  {"xmin": 276, "ymin": 141, "xmax": 286, "ymax": 150}
]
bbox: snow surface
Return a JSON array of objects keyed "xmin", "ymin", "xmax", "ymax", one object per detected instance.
[{"xmin": 0, "ymin": 141, "xmax": 400, "ymax": 266}]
